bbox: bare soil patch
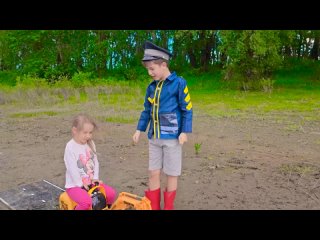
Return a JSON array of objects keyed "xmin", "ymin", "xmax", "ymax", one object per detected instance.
[{"xmin": 1, "ymin": 105, "xmax": 320, "ymax": 209}]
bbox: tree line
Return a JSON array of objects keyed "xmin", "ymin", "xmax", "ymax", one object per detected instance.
[{"xmin": 0, "ymin": 30, "xmax": 319, "ymax": 83}]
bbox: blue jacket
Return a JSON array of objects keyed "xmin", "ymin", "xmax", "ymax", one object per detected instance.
[{"xmin": 137, "ymin": 72, "xmax": 193, "ymax": 139}]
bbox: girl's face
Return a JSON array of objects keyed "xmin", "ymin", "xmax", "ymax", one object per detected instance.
[
  {"xmin": 144, "ymin": 61, "xmax": 166, "ymax": 81},
  {"xmin": 72, "ymin": 123, "xmax": 94, "ymax": 145}
]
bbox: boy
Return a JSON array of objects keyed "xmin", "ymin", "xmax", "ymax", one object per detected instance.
[{"xmin": 132, "ymin": 40, "xmax": 193, "ymax": 210}]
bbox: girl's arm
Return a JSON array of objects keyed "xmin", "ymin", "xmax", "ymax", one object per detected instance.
[{"xmin": 64, "ymin": 146, "xmax": 83, "ymax": 187}]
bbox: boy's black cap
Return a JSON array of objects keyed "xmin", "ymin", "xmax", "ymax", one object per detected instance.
[{"xmin": 142, "ymin": 40, "xmax": 172, "ymax": 61}]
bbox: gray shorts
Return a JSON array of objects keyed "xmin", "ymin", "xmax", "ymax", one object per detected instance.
[{"xmin": 148, "ymin": 138, "xmax": 182, "ymax": 176}]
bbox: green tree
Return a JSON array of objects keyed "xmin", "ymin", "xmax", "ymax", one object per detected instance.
[{"xmin": 219, "ymin": 30, "xmax": 282, "ymax": 89}]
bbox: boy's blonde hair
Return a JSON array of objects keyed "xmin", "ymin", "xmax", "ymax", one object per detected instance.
[{"xmin": 72, "ymin": 113, "xmax": 97, "ymax": 154}]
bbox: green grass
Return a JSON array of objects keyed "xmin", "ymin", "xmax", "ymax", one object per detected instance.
[
  {"xmin": 181, "ymin": 63, "xmax": 320, "ymax": 121},
  {"xmin": 279, "ymin": 163, "xmax": 316, "ymax": 176},
  {"xmin": 273, "ymin": 59, "xmax": 320, "ymax": 90},
  {"xmin": 105, "ymin": 115, "xmax": 137, "ymax": 124},
  {"xmin": 1, "ymin": 69, "xmax": 320, "ymax": 125},
  {"xmin": 192, "ymin": 88, "xmax": 320, "ymax": 121},
  {"xmin": 194, "ymin": 143, "xmax": 202, "ymax": 155},
  {"xmin": 284, "ymin": 123, "xmax": 301, "ymax": 132},
  {"xmin": 10, "ymin": 111, "xmax": 58, "ymax": 118}
]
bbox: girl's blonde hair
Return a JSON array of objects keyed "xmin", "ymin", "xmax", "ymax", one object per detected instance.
[{"xmin": 72, "ymin": 113, "xmax": 98, "ymax": 154}]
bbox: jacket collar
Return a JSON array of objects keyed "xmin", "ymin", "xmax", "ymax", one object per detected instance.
[
  {"xmin": 152, "ymin": 71, "xmax": 177, "ymax": 84},
  {"xmin": 166, "ymin": 71, "xmax": 177, "ymax": 81}
]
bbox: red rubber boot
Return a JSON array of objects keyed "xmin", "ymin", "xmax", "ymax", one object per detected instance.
[
  {"xmin": 145, "ymin": 188, "xmax": 161, "ymax": 210},
  {"xmin": 163, "ymin": 190, "xmax": 176, "ymax": 210}
]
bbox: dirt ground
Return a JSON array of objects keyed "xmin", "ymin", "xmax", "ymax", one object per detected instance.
[{"xmin": 1, "ymin": 104, "xmax": 320, "ymax": 210}]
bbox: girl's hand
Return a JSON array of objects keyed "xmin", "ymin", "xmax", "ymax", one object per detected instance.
[
  {"xmin": 83, "ymin": 184, "xmax": 90, "ymax": 191},
  {"xmin": 92, "ymin": 179, "xmax": 102, "ymax": 185}
]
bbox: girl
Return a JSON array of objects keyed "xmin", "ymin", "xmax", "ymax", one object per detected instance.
[{"xmin": 64, "ymin": 113, "xmax": 116, "ymax": 210}]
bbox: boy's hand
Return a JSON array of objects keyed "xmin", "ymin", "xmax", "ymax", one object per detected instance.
[
  {"xmin": 132, "ymin": 130, "xmax": 141, "ymax": 144},
  {"xmin": 179, "ymin": 133, "xmax": 188, "ymax": 145}
]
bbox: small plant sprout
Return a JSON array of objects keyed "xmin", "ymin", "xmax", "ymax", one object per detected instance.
[{"xmin": 194, "ymin": 143, "xmax": 202, "ymax": 155}]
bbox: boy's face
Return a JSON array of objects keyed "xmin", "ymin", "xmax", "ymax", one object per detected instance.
[{"xmin": 144, "ymin": 61, "xmax": 167, "ymax": 81}]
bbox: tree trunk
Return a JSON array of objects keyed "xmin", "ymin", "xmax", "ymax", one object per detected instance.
[
  {"xmin": 200, "ymin": 31, "xmax": 215, "ymax": 71},
  {"xmin": 96, "ymin": 30, "xmax": 108, "ymax": 77},
  {"xmin": 297, "ymin": 33, "xmax": 303, "ymax": 58},
  {"xmin": 310, "ymin": 36, "xmax": 319, "ymax": 60},
  {"xmin": 284, "ymin": 45, "xmax": 292, "ymax": 57},
  {"xmin": 188, "ymin": 48, "xmax": 197, "ymax": 68}
]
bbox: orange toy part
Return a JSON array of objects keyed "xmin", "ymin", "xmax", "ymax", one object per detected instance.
[
  {"xmin": 59, "ymin": 192, "xmax": 77, "ymax": 210},
  {"xmin": 109, "ymin": 192, "xmax": 151, "ymax": 210}
]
